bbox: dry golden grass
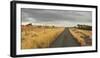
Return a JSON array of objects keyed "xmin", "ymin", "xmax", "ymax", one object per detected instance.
[
  {"xmin": 69, "ymin": 28, "xmax": 92, "ymax": 46},
  {"xmin": 77, "ymin": 29, "xmax": 92, "ymax": 36},
  {"xmin": 21, "ymin": 25, "xmax": 65, "ymax": 49}
]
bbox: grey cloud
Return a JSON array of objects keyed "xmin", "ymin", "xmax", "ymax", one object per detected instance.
[{"xmin": 21, "ymin": 8, "xmax": 92, "ymax": 25}]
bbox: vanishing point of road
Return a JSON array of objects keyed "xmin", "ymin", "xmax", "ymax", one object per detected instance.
[{"xmin": 50, "ymin": 28, "xmax": 80, "ymax": 48}]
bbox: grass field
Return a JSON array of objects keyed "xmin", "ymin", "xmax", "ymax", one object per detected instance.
[
  {"xmin": 21, "ymin": 24, "xmax": 65, "ymax": 49},
  {"xmin": 69, "ymin": 28, "xmax": 92, "ymax": 46}
]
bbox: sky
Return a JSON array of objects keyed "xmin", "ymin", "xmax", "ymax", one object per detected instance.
[{"xmin": 21, "ymin": 8, "xmax": 92, "ymax": 27}]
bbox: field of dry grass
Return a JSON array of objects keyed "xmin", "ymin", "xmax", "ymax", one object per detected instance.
[
  {"xmin": 77, "ymin": 29, "xmax": 92, "ymax": 36},
  {"xmin": 69, "ymin": 28, "xmax": 92, "ymax": 46},
  {"xmin": 21, "ymin": 24, "xmax": 65, "ymax": 49}
]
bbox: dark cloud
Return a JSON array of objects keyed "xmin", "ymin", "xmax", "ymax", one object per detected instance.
[{"xmin": 21, "ymin": 8, "xmax": 92, "ymax": 26}]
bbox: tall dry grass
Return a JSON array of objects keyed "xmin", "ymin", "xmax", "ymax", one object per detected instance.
[
  {"xmin": 21, "ymin": 25, "xmax": 65, "ymax": 49},
  {"xmin": 69, "ymin": 28, "xmax": 92, "ymax": 46}
]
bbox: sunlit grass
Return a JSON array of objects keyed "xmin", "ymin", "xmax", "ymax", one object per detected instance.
[
  {"xmin": 69, "ymin": 28, "xmax": 92, "ymax": 46},
  {"xmin": 21, "ymin": 24, "xmax": 65, "ymax": 49}
]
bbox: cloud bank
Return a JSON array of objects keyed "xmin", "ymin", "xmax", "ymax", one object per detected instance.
[{"xmin": 21, "ymin": 8, "xmax": 92, "ymax": 27}]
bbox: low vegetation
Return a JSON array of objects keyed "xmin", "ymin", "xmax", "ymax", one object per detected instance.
[
  {"xmin": 69, "ymin": 27, "xmax": 92, "ymax": 46},
  {"xmin": 77, "ymin": 24, "xmax": 92, "ymax": 30},
  {"xmin": 21, "ymin": 23, "xmax": 65, "ymax": 49}
]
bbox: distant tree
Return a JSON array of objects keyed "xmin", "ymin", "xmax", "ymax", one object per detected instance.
[
  {"xmin": 77, "ymin": 24, "xmax": 81, "ymax": 28},
  {"xmin": 45, "ymin": 26, "xmax": 49, "ymax": 28},
  {"xmin": 77, "ymin": 24, "xmax": 92, "ymax": 30},
  {"xmin": 26, "ymin": 23, "xmax": 32, "ymax": 26},
  {"xmin": 52, "ymin": 26, "xmax": 55, "ymax": 28},
  {"xmin": 37, "ymin": 25, "xmax": 42, "ymax": 28}
]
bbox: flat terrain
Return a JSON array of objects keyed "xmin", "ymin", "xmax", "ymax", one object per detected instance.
[
  {"xmin": 50, "ymin": 28, "xmax": 80, "ymax": 47},
  {"xmin": 69, "ymin": 28, "xmax": 92, "ymax": 46},
  {"xmin": 21, "ymin": 24, "xmax": 64, "ymax": 49},
  {"xmin": 21, "ymin": 24, "xmax": 92, "ymax": 49}
]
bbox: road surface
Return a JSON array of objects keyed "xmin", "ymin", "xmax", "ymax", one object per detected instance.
[{"xmin": 50, "ymin": 28, "xmax": 80, "ymax": 48}]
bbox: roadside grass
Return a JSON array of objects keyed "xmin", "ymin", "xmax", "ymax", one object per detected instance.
[
  {"xmin": 69, "ymin": 28, "xmax": 92, "ymax": 46},
  {"xmin": 21, "ymin": 25, "xmax": 65, "ymax": 49}
]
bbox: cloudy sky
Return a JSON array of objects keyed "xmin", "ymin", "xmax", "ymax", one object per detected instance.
[{"xmin": 21, "ymin": 8, "xmax": 92, "ymax": 27}]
